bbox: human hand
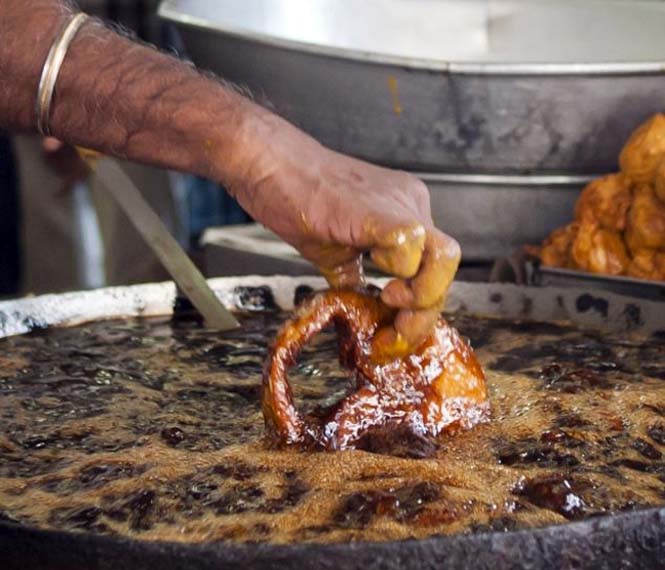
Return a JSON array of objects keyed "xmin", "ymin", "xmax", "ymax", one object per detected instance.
[{"xmin": 226, "ymin": 112, "xmax": 461, "ymax": 358}]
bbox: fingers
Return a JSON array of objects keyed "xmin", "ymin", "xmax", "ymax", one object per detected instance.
[
  {"xmin": 299, "ymin": 241, "xmax": 365, "ymax": 289},
  {"xmin": 320, "ymin": 256, "xmax": 364, "ymax": 288},
  {"xmin": 370, "ymin": 325, "xmax": 410, "ymax": 363},
  {"xmin": 369, "ymin": 222, "xmax": 426, "ymax": 279},
  {"xmin": 370, "ymin": 228, "xmax": 459, "ymax": 360},
  {"xmin": 42, "ymin": 137, "xmax": 64, "ymax": 153},
  {"xmin": 370, "ymin": 308, "xmax": 440, "ymax": 362},
  {"xmin": 381, "ymin": 228, "xmax": 461, "ymax": 310},
  {"xmin": 394, "ymin": 307, "xmax": 441, "ymax": 346}
]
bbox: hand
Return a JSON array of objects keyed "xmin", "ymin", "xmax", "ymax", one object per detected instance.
[{"xmin": 226, "ymin": 112, "xmax": 461, "ymax": 357}]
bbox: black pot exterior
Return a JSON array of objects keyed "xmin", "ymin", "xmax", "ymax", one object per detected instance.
[{"xmin": 2, "ymin": 507, "xmax": 665, "ymax": 570}]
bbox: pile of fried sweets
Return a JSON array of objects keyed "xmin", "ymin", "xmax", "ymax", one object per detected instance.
[{"xmin": 531, "ymin": 114, "xmax": 665, "ymax": 282}]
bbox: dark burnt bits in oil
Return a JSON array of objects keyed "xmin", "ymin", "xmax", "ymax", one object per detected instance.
[
  {"xmin": 76, "ymin": 463, "xmax": 148, "ymax": 488},
  {"xmin": 553, "ymin": 412, "xmax": 592, "ymax": 429},
  {"xmin": 647, "ymin": 424, "xmax": 665, "ymax": 446},
  {"xmin": 124, "ymin": 489, "xmax": 157, "ymax": 530},
  {"xmin": 513, "ymin": 474, "xmax": 587, "ymax": 520},
  {"xmin": 537, "ymin": 364, "xmax": 616, "ymax": 393},
  {"xmin": 449, "ymin": 314, "xmax": 577, "ymax": 347},
  {"xmin": 333, "ymin": 482, "xmax": 440, "ymax": 529},
  {"xmin": 1, "ymin": 308, "xmax": 665, "ymax": 545},
  {"xmin": 539, "ymin": 429, "xmax": 586, "ymax": 448},
  {"xmin": 608, "ymin": 459, "xmax": 653, "ymax": 472},
  {"xmin": 48, "ymin": 462, "xmax": 150, "ymax": 493},
  {"xmin": 135, "ymin": 463, "xmax": 306, "ymax": 524},
  {"xmin": 105, "ymin": 489, "xmax": 159, "ymax": 531},
  {"xmin": 445, "ymin": 314, "xmax": 496, "ymax": 349},
  {"xmin": 210, "ymin": 461, "xmax": 264, "ymax": 481},
  {"xmin": 183, "ymin": 341, "xmax": 266, "ymax": 377},
  {"xmin": 632, "ymin": 438, "xmax": 663, "ymax": 460},
  {"xmin": 355, "ymin": 425, "xmax": 438, "ymax": 459},
  {"xmin": 261, "ymin": 475, "xmax": 310, "ymax": 514},
  {"xmin": 160, "ymin": 382, "xmax": 262, "ymax": 451},
  {"xmin": 486, "ymin": 331, "xmax": 652, "ymax": 382},
  {"xmin": 488, "ymin": 355, "xmax": 528, "ymax": 374},
  {"xmin": 495, "ymin": 437, "xmax": 580, "ymax": 469},
  {"xmin": 160, "ymin": 426, "xmax": 186, "ymax": 446},
  {"xmin": 210, "ymin": 484, "xmax": 266, "ymax": 515},
  {"xmin": 48, "ymin": 505, "xmax": 109, "ymax": 533}
]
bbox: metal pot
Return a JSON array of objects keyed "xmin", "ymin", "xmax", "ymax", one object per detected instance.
[
  {"xmin": 159, "ymin": 0, "xmax": 665, "ymax": 174},
  {"xmin": 421, "ymin": 172, "xmax": 586, "ymax": 259}
]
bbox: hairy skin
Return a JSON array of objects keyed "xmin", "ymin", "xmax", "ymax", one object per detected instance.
[{"xmin": 0, "ymin": 0, "xmax": 461, "ymax": 353}]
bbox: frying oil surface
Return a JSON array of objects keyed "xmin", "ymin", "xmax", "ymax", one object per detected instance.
[{"xmin": 0, "ymin": 312, "xmax": 664, "ymax": 544}]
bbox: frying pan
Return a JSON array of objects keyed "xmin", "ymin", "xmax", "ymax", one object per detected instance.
[{"xmin": 0, "ymin": 276, "xmax": 664, "ymax": 569}]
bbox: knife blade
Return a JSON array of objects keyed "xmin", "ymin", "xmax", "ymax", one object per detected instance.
[{"xmin": 91, "ymin": 157, "xmax": 239, "ymax": 331}]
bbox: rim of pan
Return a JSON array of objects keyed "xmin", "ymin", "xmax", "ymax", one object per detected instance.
[
  {"xmin": 158, "ymin": 1, "xmax": 665, "ymax": 77},
  {"xmin": 2, "ymin": 505, "xmax": 665, "ymax": 567}
]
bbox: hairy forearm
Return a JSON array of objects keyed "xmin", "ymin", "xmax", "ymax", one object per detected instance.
[
  {"xmin": 0, "ymin": 1, "xmax": 463, "ymax": 350},
  {"xmin": 0, "ymin": 0, "xmax": 277, "ymax": 188}
]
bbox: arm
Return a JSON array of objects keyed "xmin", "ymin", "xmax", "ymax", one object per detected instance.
[
  {"xmin": 0, "ymin": 0, "xmax": 461, "ymax": 354},
  {"xmin": 1, "ymin": 0, "xmax": 257, "ymax": 182}
]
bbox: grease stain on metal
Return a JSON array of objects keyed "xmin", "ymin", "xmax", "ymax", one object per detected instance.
[
  {"xmin": 575, "ymin": 294, "xmax": 609, "ymax": 318},
  {"xmin": 386, "ymin": 75, "xmax": 403, "ymax": 116}
]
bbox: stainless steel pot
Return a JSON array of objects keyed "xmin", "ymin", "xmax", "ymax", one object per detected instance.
[
  {"xmin": 421, "ymin": 172, "xmax": 586, "ymax": 259},
  {"xmin": 159, "ymin": 0, "xmax": 665, "ymax": 174}
]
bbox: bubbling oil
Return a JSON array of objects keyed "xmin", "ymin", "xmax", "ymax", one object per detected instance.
[{"xmin": 0, "ymin": 311, "xmax": 663, "ymax": 544}]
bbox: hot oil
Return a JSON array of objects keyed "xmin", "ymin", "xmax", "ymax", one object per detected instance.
[{"xmin": 0, "ymin": 312, "xmax": 664, "ymax": 544}]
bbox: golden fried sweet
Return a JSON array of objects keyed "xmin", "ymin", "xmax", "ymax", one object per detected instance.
[
  {"xmin": 539, "ymin": 223, "xmax": 578, "ymax": 268},
  {"xmin": 626, "ymin": 249, "xmax": 665, "ymax": 281},
  {"xmin": 262, "ymin": 288, "xmax": 489, "ymax": 450},
  {"xmin": 653, "ymin": 157, "xmax": 665, "ymax": 203},
  {"xmin": 574, "ymin": 174, "xmax": 632, "ymax": 231},
  {"xmin": 535, "ymin": 114, "xmax": 665, "ymax": 282},
  {"xmin": 619, "ymin": 113, "xmax": 665, "ymax": 184},
  {"xmin": 570, "ymin": 221, "xmax": 630, "ymax": 276},
  {"xmin": 625, "ymin": 185, "xmax": 665, "ymax": 254}
]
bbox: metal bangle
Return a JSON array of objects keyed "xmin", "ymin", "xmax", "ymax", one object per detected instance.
[{"xmin": 36, "ymin": 13, "xmax": 89, "ymax": 136}]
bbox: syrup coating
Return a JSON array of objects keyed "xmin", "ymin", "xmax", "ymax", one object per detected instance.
[{"xmin": 262, "ymin": 289, "xmax": 489, "ymax": 450}]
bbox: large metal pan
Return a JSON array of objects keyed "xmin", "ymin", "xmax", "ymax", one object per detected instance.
[
  {"xmin": 1, "ymin": 276, "xmax": 664, "ymax": 569},
  {"xmin": 159, "ymin": 0, "xmax": 665, "ymax": 174}
]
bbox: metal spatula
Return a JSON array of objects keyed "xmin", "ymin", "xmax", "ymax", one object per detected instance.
[{"xmin": 89, "ymin": 156, "xmax": 239, "ymax": 331}]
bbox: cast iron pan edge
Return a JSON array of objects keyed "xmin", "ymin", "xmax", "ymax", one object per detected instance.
[{"xmin": 1, "ymin": 506, "xmax": 664, "ymax": 570}]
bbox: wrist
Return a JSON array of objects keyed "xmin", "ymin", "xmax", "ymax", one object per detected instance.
[
  {"xmin": 207, "ymin": 99, "xmax": 284, "ymax": 192},
  {"xmin": 1, "ymin": 2, "xmax": 74, "ymax": 131}
]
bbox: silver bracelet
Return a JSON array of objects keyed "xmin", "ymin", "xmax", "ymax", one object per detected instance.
[{"xmin": 36, "ymin": 13, "xmax": 89, "ymax": 136}]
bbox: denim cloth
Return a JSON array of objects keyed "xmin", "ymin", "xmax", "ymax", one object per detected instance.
[
  {"xmin": 185, "ymin": 177, "xmax": 252, "ymax": 246},
  {"xmin": 0, "ymin": 135, "xmax": 19, "ymax": 295}
]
